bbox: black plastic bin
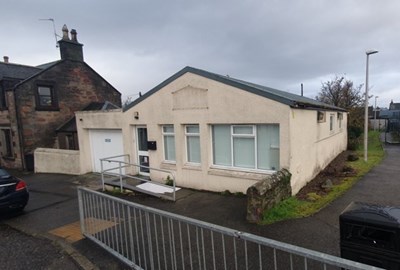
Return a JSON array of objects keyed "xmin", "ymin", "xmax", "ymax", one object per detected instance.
[{"xmin": 340, "ymin": 202, "xmax": 400, "ymax": 269}]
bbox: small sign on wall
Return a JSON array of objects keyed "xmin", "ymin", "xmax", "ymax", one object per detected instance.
[{"xmin": 105, "ymin": 139, "xmax": 111, "ymax": 143}]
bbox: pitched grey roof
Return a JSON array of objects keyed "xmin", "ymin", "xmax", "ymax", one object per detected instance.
[
  {"xmin": 124, "ymin": 66, "xmax": 346, "ymax": 112},
  {"xmin": 0, "ymin": 62, "xmax": 42, "ymax": 80}
]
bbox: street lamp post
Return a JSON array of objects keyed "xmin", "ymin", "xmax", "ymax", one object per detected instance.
[
  {"xmin": 374, "ymin": 96, "xmax": 379, "ymax": 131},
  {"xmin": 364, "ymin": 50, "xmax": 378, "ymax": 162}
]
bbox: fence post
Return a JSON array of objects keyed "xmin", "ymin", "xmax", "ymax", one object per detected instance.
[
  {"xmin": 172, "ymin": 172, "xmax": 176, "ymax": 201},
  {"xmin": 101, "ymin": 159, "xmax": 105, "ymax": 191},
  {"xmin": 77, "ymin": 188, "xmax": 86, "ymax": 235},
  {"xmin": 119, "ymin": 161, "xmax": 123, "ymax": 192}
]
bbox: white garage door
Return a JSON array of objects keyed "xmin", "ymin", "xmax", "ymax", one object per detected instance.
[{"xmin": 89, "ymin": 129, "xmax": 124, "ymax": 173}]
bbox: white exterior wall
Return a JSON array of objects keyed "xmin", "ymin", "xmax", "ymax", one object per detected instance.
[
  {"xmin": 76, "ymin": 109, "xmax": 124, "ymax": 174},
  {"xmin": 125, "ymin": 73, "xmax": 291, "ymax": 193},
  {"xmin": 75, "ymin": 72, "xmax": 348, "ymax": 194},
  {"xmin": 289, "ymin": 109, "xmax": 348, "ymax": 194},
  {"xmin": 34, "ymin": 148, "xmax": 81, "ymax": 175}
]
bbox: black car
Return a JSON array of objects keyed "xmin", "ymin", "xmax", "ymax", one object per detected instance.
[{"xmin": 0, "ymin": 168, "xmax": 29, "ymax": 212}]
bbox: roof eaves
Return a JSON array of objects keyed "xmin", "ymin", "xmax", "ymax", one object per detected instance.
[{"xmin": 123, "ymin": 66, "xmax": 345, "ymax": 112}]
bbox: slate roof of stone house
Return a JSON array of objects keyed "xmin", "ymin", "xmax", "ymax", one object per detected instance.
[
  {"xmin": 35, "ymin": 60, "xmax": 62, "ymax": 70},
  {"xmin": 0, "ymin": 59, "xmax": 121, "ymax": 98},
  {"xmin": 389, "ymin": 101, "xmax": 400, "ymax": 110},
  {"xmin": 0, "ymin": 62, "xmax": 42, "ymax": 80},
  {"xmin": 124, "ymin": 66, "xmax": 346, "ymax": 112},
  {"xmin": 56, "ymin": 101, "xmax": 120, "ymax": 133}
]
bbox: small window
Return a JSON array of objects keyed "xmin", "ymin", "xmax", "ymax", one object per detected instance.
[
  {"xmin": 36, "ymin": 85, "xmax": 58, "ymax": 110},
  {"xmin": 1, "ymin": 129, "xmax": 13, "ymax": 158},
  {"xmin": 338, "ymin": 113, "xmax": 343, "ymax": 129},
  {"xmin": 162, "ymin": 125, "xmax": 176, "ymax": 162},
  {"xmin": 0, "ymin": 88, "xmax": 7, "ymax": 109},
  {"xmin": 317, "ymin": 111, "xmax": 326, "ymax": 123},
  {"xmin": 330, "ymin": 114, "xmax": 334, "ymax": 131},
  {"xmin": 185, "ymin": 125, "xmax": 200, "ymax": 164}
]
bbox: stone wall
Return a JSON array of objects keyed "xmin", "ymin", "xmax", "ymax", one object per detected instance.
[
  {"xmin": 15, "ymin": 60, "xmax": 121, "ymax": 156},
  {"xmin": 246, "ymin": 169, "xmax": 292, "ymax": 223}
]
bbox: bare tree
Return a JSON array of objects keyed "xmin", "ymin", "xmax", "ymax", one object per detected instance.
[
  {"xmin": 316, "ymin": 76, "xmax": 365, "ymax": 149},
  {"xmin": 316, "ymin": 75, "xmax": 364, "ymax": 110}
]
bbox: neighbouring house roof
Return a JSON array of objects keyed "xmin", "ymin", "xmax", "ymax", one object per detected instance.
[
  {"xmin": 56, "ymin": 101, "xmax": 120, "ymax": 133},
  {"xmin": 0, "ymin": 62, "xmax": 42, "ymax": 81},
  {"xmin": 380, "ymin": 109, "xmax": 400, "ymax": 119},
  {"xmin": 124, "ymin": 66, "xmax": 346, "ymax": 112},
  {"xmin": 389, "ymin": 102, "xmax": 400, "ymax": 110},
  {"xmin": 35, "ymin": 60, "xmax": 62, "ymax": 70},
  {"xmin": 1, "ymin": 59, "xmax": 121, "ymax": 98}
]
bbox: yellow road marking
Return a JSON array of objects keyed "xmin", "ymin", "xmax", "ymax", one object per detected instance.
[{"xmin": 49, "ymin": 218, "xmax": 117, "ymax": 243}]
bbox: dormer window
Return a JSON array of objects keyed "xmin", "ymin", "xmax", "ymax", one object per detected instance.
[{"xmin": 35, "ymin": 83, "xmax": 58, "ymax": 111}]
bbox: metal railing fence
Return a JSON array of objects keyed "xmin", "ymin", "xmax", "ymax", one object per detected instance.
[
  {"xmin": 78, "ymin": 187, "xmax": 382, "ymax": 270},
  {"xmin": 100, "ymin": 154, "xmax": 177, "ymax": 201}
]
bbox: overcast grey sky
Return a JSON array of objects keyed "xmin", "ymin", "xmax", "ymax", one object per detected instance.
[{"xmin": 2, "ymin": 0, "xmax": 399, "ymax": 107}]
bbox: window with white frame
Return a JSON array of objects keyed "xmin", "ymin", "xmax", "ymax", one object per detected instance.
[
  {"xmin": 338, "ymin": 113, "xmax": 343, "ymax": 129},
  {"xmin": 162, "ymin": 125, "xmax": 176, "ymax": 162},
  {"xmin": 212, "ymin": 124, "xmax": 279, "ymax": 171},
  {"xmin": 330, "ymin": 114, "xmax": 334, "ymax": 131},
  {"xmin": 185, "ymin": 125, "xmax": 200, "ymax": 164}
]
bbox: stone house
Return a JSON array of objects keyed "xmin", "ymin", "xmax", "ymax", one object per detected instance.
[
  {"xmin": 75, "ymin": 66, "xmax": 347, "ymax": 194},
  {"xmin": 0, "ymin": 25, "xmax": 121, "ymax": 170}
]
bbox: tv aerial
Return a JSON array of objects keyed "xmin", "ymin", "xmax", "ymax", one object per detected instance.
[{"xmin": 39, "ymin": 18, "xmax": 61, "ymax": 47}]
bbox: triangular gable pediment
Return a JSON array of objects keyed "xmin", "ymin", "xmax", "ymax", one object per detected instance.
[{"xmin": 172, "ymin": 85, "xmax": 208, "ymax": 110}]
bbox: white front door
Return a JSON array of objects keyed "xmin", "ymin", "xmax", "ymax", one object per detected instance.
[
  {"xmin": 89, "ymin": 129, "xmax": 124, "ymax": 173},
  {"xmin": 136, "ymin": 126, "xmax": 149, "ymax": 176}
]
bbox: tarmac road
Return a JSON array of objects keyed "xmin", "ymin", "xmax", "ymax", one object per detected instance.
[
  {"xmin": 0, "ymin": 172, "xmax": 127, "ymax": 270},
  {"xmin": 0, "ymin": 223, "xmax": 79, "ymax": 270}
]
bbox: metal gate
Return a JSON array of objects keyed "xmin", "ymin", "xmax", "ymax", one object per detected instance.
[{"xmin": 78, "ymin": 187, "xmax": 382, "ymax": 270}]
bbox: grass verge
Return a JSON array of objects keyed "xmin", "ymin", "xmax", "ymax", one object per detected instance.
[{"xmin": 261, "ymin": 131, "xmax": 385, "ymax": 224}]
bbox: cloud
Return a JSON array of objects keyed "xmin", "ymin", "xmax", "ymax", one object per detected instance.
[{"xmin": 1, "ymin": 0, "xmax": 399, "ymax": 107}]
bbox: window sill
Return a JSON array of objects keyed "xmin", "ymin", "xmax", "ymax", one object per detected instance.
[
  {"xmin": 183, "ymin": 163, "xmax": 202, "ymax": 171},
  {"xmin": 208, "ymin": 166, "xmax": 273, "ymax": 181},
  {"xmin": 160, "ymin": 162, "xmax": 177, "ymax": 171}
]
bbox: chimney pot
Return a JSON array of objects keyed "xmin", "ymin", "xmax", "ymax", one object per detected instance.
[
  {"xmin": 62, "ymin": 24, "xmax": 70, "ymax": 40},
  {"xmin": 3, "ymin": 56, "xmax": 9, "ymax": 63},
  {"xmin": 70, "ymin": 29, "xmax": 78, "ymax": 42}
]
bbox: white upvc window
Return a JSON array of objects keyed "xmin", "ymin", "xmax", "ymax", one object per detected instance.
[
  {"xmin": 212, "ymin": 124, "xmax": 280, "ymax": 171},
  {"xmin": 185, "ymin": 125, "xmax": 201, "ymax": 164},
  {"xmin": 338, "ymin": 113, "xmax": 343, "ymax": 129},
  {"xmin": 162, "ymin": 125, "xmax": 176, "ymax": 162}
]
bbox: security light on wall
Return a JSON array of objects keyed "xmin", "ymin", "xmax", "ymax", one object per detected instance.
[{"xmin": 134, "ymin": 112, "xmax": 139, "ymax": 119}]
